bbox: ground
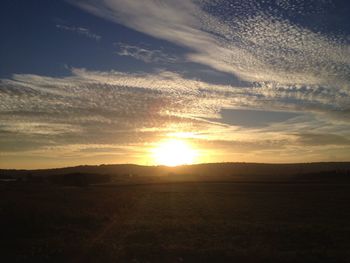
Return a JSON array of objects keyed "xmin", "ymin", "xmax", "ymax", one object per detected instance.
[{"xmin": 1, "ymin": 181, "xmax": 350, "ymax": 262}]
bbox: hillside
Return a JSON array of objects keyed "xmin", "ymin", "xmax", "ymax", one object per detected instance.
[{"xmin": 1, "ymin": 162, "xmax": 350, "ymax": 182}]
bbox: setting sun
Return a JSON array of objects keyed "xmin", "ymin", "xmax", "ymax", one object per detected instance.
[{"xmin": 151, "ymin": 139, "xmax": 198, "ymax": 166}]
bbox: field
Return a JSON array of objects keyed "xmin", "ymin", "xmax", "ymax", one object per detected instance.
[{"xmin": 1, "ymin": 181, "xmax": 350, "ymax": 262}]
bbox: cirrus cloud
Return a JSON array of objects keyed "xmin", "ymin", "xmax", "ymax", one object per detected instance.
[
  {"xmin": 1, "ymin": 67, "xmax": 349, "ymax": 166},
  {"xmin": 68, "ymin": 0, "xmax": 350, "ymax": 89}
]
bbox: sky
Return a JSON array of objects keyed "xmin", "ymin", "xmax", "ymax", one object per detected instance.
[{"xmin": 1, "ymin": 0, "xmax": 350, "ymax": 169}]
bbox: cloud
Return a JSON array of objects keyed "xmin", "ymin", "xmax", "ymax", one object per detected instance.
[
  {"xmin": 2, "ymin": 0, "xmax": 350, "ymax": 167},
  {"xmin": 115, "ymin": 43, "xmax": 178, "ymax": 63},
  {"xmin": 56, "ymin": 24, "xmax": 101, "ymax": 41},
  {"xmin": 1, "ymin": 68, "xmax": 349, "ymax": 130},
  {"xmin": 68, "ymin": 0, "xmax": 350, "ymax": 89},
  {"xmin": 296, "ymin": 133, "xmax": 350, "ymax": 146},
  {"xmin": 2, "ymin": 70, "xmax": 350, "ymax": 120},
  {"xmin": 1, "ymin": 68, "xmax": 349, "ymax": 160},
  {"xmin": 212, "ymin": 108, "xmax": 300, "ymax": 128}
]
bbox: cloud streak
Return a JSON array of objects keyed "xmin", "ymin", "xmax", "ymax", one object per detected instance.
[
  {"xmin": 2, "ymin": 0, "xmax": 350, "ymax": 166},
  {"xmin": 116, "ymin": 43, "xmax": 178, "ymax": 63},
  {"xmin": 1, "ymin": 67, "xmax": 349, "ymax": 165},
  {"xmin": 56, "ymin": 24, "xmax": 101, "ymax": 41},
  {"xmin": 69, "ymin": 0, "xmax": 350, "ymax": 88}
]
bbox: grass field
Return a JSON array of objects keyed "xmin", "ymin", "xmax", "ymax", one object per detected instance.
[{"xmin": 1, "ymin": 181, "xmax": 350, "ymax": 262}]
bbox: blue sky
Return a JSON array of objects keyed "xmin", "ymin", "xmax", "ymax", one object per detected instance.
[{"xmin": 1, "ymin": 0, "xmax": 350, "ymax": 168}]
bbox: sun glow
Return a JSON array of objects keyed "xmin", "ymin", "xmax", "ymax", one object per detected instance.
[{"xmin": 151, "ymin": 139, "xmax": 198, "ymax": 166}]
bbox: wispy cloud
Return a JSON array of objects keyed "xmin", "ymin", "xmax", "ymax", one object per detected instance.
[
  {"xmin": 1, "ymin": 68, "xmax": 349, "ymax": 164},
  {"xmin": 56, "ymin": 24, "xmax": 101, "ymax": 41},
  {"xmin": 296, "ymin": 133, "xmax": 350, "ymax": 146},
  {"xmin": 3, "ymin": 0, "xmax": 350, "ymax": 167},
  {"xmin": 68, "ymin": 0, "xmax": 350, "ymax": 90},
  {"xmin": 115, "ymin": 43, "xmax": 178, "ymax": 63}
]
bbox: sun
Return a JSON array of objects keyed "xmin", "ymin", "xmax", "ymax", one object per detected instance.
[{"xmin": 151, "ymin": 139, "xmax": 198, "ymax": 166}]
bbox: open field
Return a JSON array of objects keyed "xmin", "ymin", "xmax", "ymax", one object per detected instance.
[{"xmin": 1, "ymin": 181, "xmax": 350, "ymax": 262}]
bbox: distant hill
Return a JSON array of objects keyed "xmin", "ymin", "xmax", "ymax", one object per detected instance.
[{"xmin": 1, "ymin": 162, "xmax": 350, "ymax": 182}]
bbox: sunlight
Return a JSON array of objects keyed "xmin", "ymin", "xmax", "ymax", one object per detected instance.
[{"xmin": 151, "ymin": 139, "xmax": 198, "ymax": 166}]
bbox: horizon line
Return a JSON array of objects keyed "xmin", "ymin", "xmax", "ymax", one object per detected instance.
[{"xmin": 2, "ymin": 161, "xmax": 350, "ymax": 171}]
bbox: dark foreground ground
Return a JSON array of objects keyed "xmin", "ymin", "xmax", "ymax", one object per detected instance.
[{"xmin": 1, "ymin": 181, "xmax": 350, "ymax": 262}]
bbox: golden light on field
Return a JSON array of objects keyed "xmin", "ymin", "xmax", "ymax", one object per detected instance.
[{"xmin": 151, "ymin": 139, "xmax": 198, "ymax": 166}]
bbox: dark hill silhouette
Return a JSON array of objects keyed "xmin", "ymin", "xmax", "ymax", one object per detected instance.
[{"xmin": 1, "ymin": 162, "xmax": 350, "ymax": 182}]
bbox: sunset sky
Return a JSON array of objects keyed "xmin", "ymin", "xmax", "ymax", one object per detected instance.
[{"xmin": 1, "ymin": 0, "xmax": 350, "ymax": 168}]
